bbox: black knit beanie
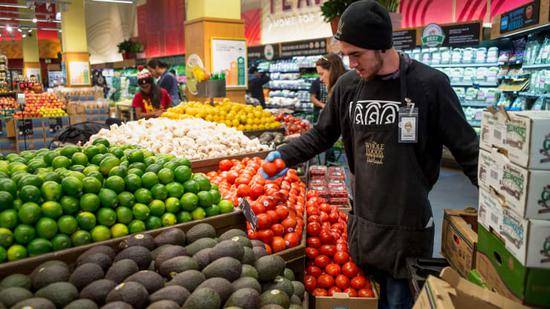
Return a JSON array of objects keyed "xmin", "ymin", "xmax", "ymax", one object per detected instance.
[{"xmin": 334, "ymin": 0, "xmax": 393, "ymax": 50}]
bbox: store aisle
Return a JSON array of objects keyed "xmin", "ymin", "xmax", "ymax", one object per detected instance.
[{"xmin": 429, "ymin": 167, "xmax": 478, "ymax": 257}]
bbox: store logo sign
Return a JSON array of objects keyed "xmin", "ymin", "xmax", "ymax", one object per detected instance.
[
  {"xmin": 264, "ymin": 45, "xmax": 275, "ymax": 60},
  {"xmin": 422, "ymin": 23, "xmax": 445, "ymax": 47}
]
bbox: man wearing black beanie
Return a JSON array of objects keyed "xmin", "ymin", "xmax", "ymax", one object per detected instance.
[{"xmin": 262, "ymin": 1, "xmax": 479, "ymax": 308}]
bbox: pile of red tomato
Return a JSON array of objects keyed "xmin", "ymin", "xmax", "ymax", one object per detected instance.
[
  {"xmin": 275, "ymin": 113, "xmax": 311, "ymax": 136},
  {"xmin": 207, "ymin": 157, "xmax": 305, "ymax": 253},
  {"xmin": 305, "ymin": 190, "xmax": 375, "ymax": 298}
]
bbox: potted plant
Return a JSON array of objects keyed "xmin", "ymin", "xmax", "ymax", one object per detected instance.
[
  {"xmin": 117, "ymin": 39, "xmax": 144, "ymax": 59},
  {"xmin": 321, "ymin": 0, "xmax": 401, "ymax": 34}
]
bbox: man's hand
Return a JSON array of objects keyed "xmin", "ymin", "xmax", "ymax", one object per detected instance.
[{"xmin": 260, "ymin": 151, "xmax": 288, "ymax": 180}]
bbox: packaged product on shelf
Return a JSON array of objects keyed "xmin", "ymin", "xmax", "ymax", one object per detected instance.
[
  {"xmin": 531, "ymin": 97, "xmax": 548, "ymax": 110},
  {"xmin": 421, "ymin": 49, "xmax": 431, "ymax": 64},
  {"xmin": 463, "ymin": 68, "xmax": 476, "ymax": 83},
  {"xmin": 451, "ymin": 49, "xmax": 462, "ymax": 64},
  {"xmin": 440, "ymin": 47, "xmax": 451, "ymax": 64},
  {"xmin": 474, "ymin": 67, "xmax": 488, "ymax": 83},
  {"xmin": 510, "ymin": 96, "xmax": 527, "ymax": 110},
  {"xmin": 464, "ymin": 87, "xmax": 478, "ymax": 101},
  {"xmin": 309, "ymin": 165, "xmax": 327, "ymax": 176},
  {"xmin": 431, "ymin": 49, "xmax": 441, "ymax": 64},
  {"xmin": 475, "ymin": 47, "xmax": 487, "ymax": 64},
  {"xmin": 449, "ymin": 68, "xmax": 464, "ymax": 83},
  {"xmin": 486, "ymin": 67, "xmax": 499, "ymax": 83},
  {"xmin": 475, "ymin": 88, "xmax": 487, "ymax": 102},
  {"xmin": 453, "ymin": 87, "xmax": 465, "ymax": 100},
  {"xmin": 462, "ymin": 48, "xmax": 475, "ymax": 64}
]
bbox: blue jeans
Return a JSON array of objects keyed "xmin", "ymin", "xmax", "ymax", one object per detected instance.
[{"xmin": 378, "ymin": 274, "xmax": 413, "ymax": 309}]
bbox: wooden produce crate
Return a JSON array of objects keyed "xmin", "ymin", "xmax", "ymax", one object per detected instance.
[
  {"xmin": 191, "ymin": 150, "xmax": 271, "ymax": 173},
  {"xmin": 243, "ymin": 126, "xmax": 285, "ymax": 138}
]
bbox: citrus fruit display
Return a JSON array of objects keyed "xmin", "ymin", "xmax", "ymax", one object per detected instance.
[{"xmin": 0, "ymin": 142, "xmax": 233, "ymax": 263}]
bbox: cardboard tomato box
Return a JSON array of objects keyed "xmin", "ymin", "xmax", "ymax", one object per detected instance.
[
  {"xmin": 313, "ymin": 291, "xmax": 378, "ymax": 309},
  {"xmin": 441, "ymin": 209, "xmax": 478, "ymax": 278}
]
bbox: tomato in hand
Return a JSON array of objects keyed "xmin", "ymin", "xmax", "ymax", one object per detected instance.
[
  {"xmin": 274, "ymin": 158, "xmax": 286, "ymax": 170},
  {"xmin": 262, "ymin": 162, "xmax": 278, "ymax": 177}
]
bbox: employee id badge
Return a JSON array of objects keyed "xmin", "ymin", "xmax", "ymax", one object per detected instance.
[{"xmin": 398, "ymin": 105, "xmax": 418, "ymax": 143}]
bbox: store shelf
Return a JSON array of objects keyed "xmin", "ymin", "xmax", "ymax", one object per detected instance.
[
  {"xmin": 451, "ymin": 81, "xmax": 499, "ymax": 87},
  {"xmin": 468, "ymin": 120, "xmax": 481, "ymax": 127},
  {"xmin": 517, "ymin": 92, "xmax": 550, "ymax": 98},
  {"xmin": 431, "ymin": 62, "xmax": 500, "ymax": 68},
  {"xmin": 461, "ymin": 100, "xmax": 494, "ymax": 107},
  {"xmin": 522, "ymin": 63, "xmax": 550, "ymax": 69},
  {"xmin": 267, "ymin": 87, "xmax": 310, "ymax": 91}
]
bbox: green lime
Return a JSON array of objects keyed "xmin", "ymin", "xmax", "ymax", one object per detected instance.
[
  {"xmin": 19, "ymin": 174, "xmax": 43, "ymax": 188},
  {"xmin": 128, "ymin": 220, "xmax": 146, "ymax": 233},
  {"xmin": 143, "ymin": 157, "xmax": 156, "ymax": 166},
  {"xmin": 163, "ymin": 161, "xmax": 178, "ymax": 171},
  {"xmin": 111, "ymin": 223, "xmax": 129, "ymax": 238},
  {"xmin": 166, "ymin": 182, "xmax": 184, "ymax": 198},
  {"xmin": 7, "ymin": 244, "xmax": 27, "ymax": 261},
  {"xmin": 51, "ymin": 234, "xmax": 72, "ymax": 251},
  {"xmin": 124, "ymin": 174, "xmax": 142, "ymax": 192},
  {"xmin": 28, "ymin": 238, "xmax": 52, "ymax": 256},
  {"xmin": 61, "ymin": 177, "xmax": 83, "ymax": 197},
  {"xmin": 19, "ymin": 185, "xmax": 42, "ymax": 203},
  {"xmin": 41, "ymin": 172, "xmax": 61, "ymax": 183},
  {"xmin": 36, "ymin": 217, "xmax": 58, "ymax": 239},
  {"xmin": 40, "ymin": 181, "xmax": 62, "ymax": 202},
  {"xmin": 97, "ymin": 208, "xmax": 117, "ymax": 227},
  {"xmin": 18, "ymin": 202, "xmax": 41, "ymax": 224},
  {"xmin": 40, "ymin": 201, "xmax": 63, "ymax": 219},
  {"xmin": 218, "ymin": 200, "xmax": 234, "ymax": 214},
  {"xmin": 180, "ymin": 193, "xmax": 198, "ymax": 211},
  {"xmin": 129, "ymin": 162, "xmax": 146, "ymax": 172},
  {"xmin": 72, "ymin": 152, "xmax": 88, "ymax": 166},
  {"xmin": 109, "ymin": 146, "xmax": 124, "ymax": 158},
  {"xmin": 99, "ymin": 156, "xmax": 120, "ymax": 176},
  {"xmin": 14, "ymin": 224, "xmax": 35, "ymax": 244},
  {"xmin": 127, "ymin": 168, "xmax": 144, "ymax": 177},
  {"xmin": 141, "ymin": 172, "xmax": 159, "ymax": 189},
  {"xmin": 205, "ymin": 205, "xmax": 220, "ymax": 217},
  {"xmin": 151, "ymin": 184, "xmax": 168, "ymax": 200},
  {"xmin": 83, "ymin": 145, "xmax": 100, "ymax": 160},
  {"xmin": 0, "ymin": 191, "xmax": 13, "ymax": 210},
  {"xmin": 95, "ymin": 143, "xmax": 108, "ymax": 154},
  {"xmin": 165, "ymin": 197, "xmax": 180, "ymax": 214},
  {"xmin": 0, "ymin": 227, "xmax": 14, "ymax": 247},
  {"xmin": 210, "ymin": 189, "xmax": 221, "ymax": 204},
  {"xmin": 0, "ymin": 247, "xmax": 5, "ymax": 262},
  {"xmin": 118, "ymin": 192, "xmax": 135, "ymax": 208},
  {"xmin": 82, "ymin": 165, "xmax": 99, "ymax": 175},
  {"xmin": 91, "ymin": 154, "xmax": 105, "ymax": 166},
  {"xmin": 104, "ymin": 176, "xmax": 125, "ymax": 194},
  {"xmin": 134, "ymin": 188, "xmax": 153, "ymax": 204},
  {"xmin": 157, "ymin": 168, "xmax": 174, "ymax": 184},
  {"xmin": 80, "ymin": 193, "xmax": 100, "ymax": 212},
  {"xmin": 71, "ymin": 230, "xmax": 92, "ymax": 246},
  {"xmin": 116, "ymin": 207, "xmax": 133, "ymax": 224},
  {"xmin": 86, "ymin": 171, "xmax": 104, "ymax": 183},
  {"xmin": 108, "ymin": 166, "xmax": 127, "ymax": 178},
  {"xmin": 146, "ymin": 216, "xmax": 162, "ymax": 230},
  {"xmin": 183, "ymin": 180, "xmax": 199, "ymax": 194},
  {"xmin": 0, "ymin": 178, "xmax": 17, "ymax": 198},
  {"xmin": 132, "ymin": 203, "xmax": 150, "ymax": 221},
  {"xmin": 77, "ymin": 212, "xmax": 96, "ymax": 231},
  {"xmin": 191, "ymin": 207, "xmax": 206, "ymax": 220},
  {"xmin": 177, "ymin": 158, "xmax": 191, "ymax": 167},
  {"xmin": 128, "ymin": 150, "xmax": 144, "ymax": 163},
  {"xmin": 149, "ymin": 200, "xmax": 166, "ymax": 217},
  {"xmin": 99, "ymin": 188, "xmax": 119, "ymax": 208},
  {"xmin": 57, "ymin": 215, "xmax": 78, "ymax": 235},
  {"xmin": 0, "ymin": 210, "xmax": 18, "ymax": 229},
  {"xmin": 145, "ymin": 164, "xmax": 162, "ymax": 174},
  {"xmin": 60, "ymin": 196, "xmax": 79, "ymax": 215},
  {"xmin": 197, "ymin": 191, "xmax": 213, "ymax": 208},
  {"xmin": 51, "ymin": 156, "xmax": 71, "ymax": 169},
  {"xmin": 91, "ymin": 225, "xmax": 112, "ymax": 242},
  {"xmin": 44, "ymin": 151, "xmax": 60, "ymax": 166},
  {"xmin": 60, "ymin": 145, "xmax": 80, "ymax": 158},
  {"xmin": 71, "ymin": 165, "xmax": 85, "ymax": 173},
  {"xmin": 13, "ymin": 199, "xmax": 23, "ymax": 210},
  {"xmin": 161, "ymin": 213, "xmax": 177, "ymax": 226},
  {"xmin": 82, "ymin": 177, "xmax": 102, "ymax": 194},
  {"xmin": 194, "ymin": 176, "xmax": 212, "ymax": 191}
]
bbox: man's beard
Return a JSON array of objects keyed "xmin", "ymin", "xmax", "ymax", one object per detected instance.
[{"xmin": 358, "ymin": 51, "xmax": 383, "ymax": 81}]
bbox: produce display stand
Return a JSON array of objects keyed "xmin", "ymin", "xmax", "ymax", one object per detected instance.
[
  {"xmin": 191, "ymin": 150, "xmax": 271, "ymax": 173},
  {"xmin": 243, "ymin": 126, "xmax": 285, "ymax": 138}
]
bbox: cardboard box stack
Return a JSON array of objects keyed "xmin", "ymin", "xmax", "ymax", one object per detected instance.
[
  {"xmin": 476, "ymin": 109, "xmax": 550, "ymax": 307},
  {"xmin": 440, "ymin": 209, "xmax": 478, "ymax": 278},
  {"xmin": 67, "ymin": 100, "xmax": 109, "ymax": 125}
]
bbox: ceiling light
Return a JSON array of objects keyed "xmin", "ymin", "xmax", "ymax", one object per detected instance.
[
  {"xmin": 55, "ymin": 12, "xmax": 61, "ymax": 20},
  {"xmin": 6, "ymin": 25, "xmax": 12, "ymax": 32},
  {"xmin": 27, "ymin": 29, "xmax": 32, "ymax": 33},
  {"xmin": 17, "ymin": 28, "xmax": 22, "ymax": 32},
  {"xmin": 32, "ymin": 17, "xmax": 37, "ymax": 23},
  {"xmin": 22, "ymin": 34, "xmax": 26, "ymax": 38}
]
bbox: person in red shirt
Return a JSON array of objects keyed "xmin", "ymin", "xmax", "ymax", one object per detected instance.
[{"xmin": 132, "ymin": 69, "xmax": 172, "ymax": 119}]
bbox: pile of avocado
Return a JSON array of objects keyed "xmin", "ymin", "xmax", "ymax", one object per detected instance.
[{"xmin": 0, "ymin": 223, "xmax": 305, "ymax": 309}]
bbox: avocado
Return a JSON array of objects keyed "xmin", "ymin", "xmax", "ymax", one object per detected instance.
[
  {"xmin": 185, "ymin": 238, "xmax": 217, "ymax": 256},
  {"xmin": 241, "ymin": 264, "xmax": 259, "ymax": 279},
  {"xmin": 124, "ymin": 270, "xmax": 164, "ymax": 294},
  {"xmin": 153, "ymin": 245, "xmax": 187, "ymax": 267},
  {"xmin": 260, "ymin": 289, "xmax": 290, "ymax": 308},
  {"xmin": 35, "ymin": 282, "xmax": 79, "ymax": 307},
  {"xmin": 146, "ymin": 300, "xmax": 180, "ymax": 309},
  {"xmin": 260, "ymin": 305, "xmax": 285, "ymax": 309},
  {"xmin": 251, "ymin": 240, "xmax": 265, "ymax": 247},
  {"xmin": 241, "ymin": 247, "xmax": 256, "ymax": 265},
  {"xmin": 290, "ymin": 295, "xmax": 302, "ymax": 305},
  {"xmin": 166, "ymin": 270, "xmax": 205, "ymax": 293},
  {"xmin": 224, "ymin": 288, "xmax": 260, "ymax": 309},
  {"xmin": 186, "ymin": 223, "xmax": 216, "ymax": 244},
  {"xmin": 159, "ymin": 256, "xmax": 199, "ymax": 277},
  {"xmin": 291, "ymin": 281, "xmax": 304, "ymax": 300},
  {"xmin": 232, "ymin": 277, "xmax": 261, "ymax": 293},
  {"xmin": 11, "ymin": 297, "xmax": 56, "ymax": 309},
  {"xmin": 202, "ymin": 256, "xmax": 241, "ymax": 282},
  {"xmin": 262, "ymin": 276, "xmax": 294, "ymax": 299},
  {"xmin": 120, "ymin": 233, "xmax": 156, "ymax": 250},
  {"xmin": 283, "ymin": 268, "xmax": 295, "ymax": 281},
  {"xmin": 218, "ymin": 229, "xmax": 246, "ymax": 242},
  {"xmin": 0, "ymin": 287, "xmax": 33, "ymax": 307},
  {"xmin": 105, "ymin": 259, "xmax": 139, "ymax": 283},
  {"xmin": 64, "ymin": 299, "xmax": 99, "ymax": 309},
  {"xmin": 255, "ymin": 255, "xmax": 285, "ymax": 282},
  {"xmin": 196, "ymin": 277, "xmax": 233, "ymax": 303},
  {"xmin": 253, "ymin": 246, "xmax": 267, "ymax": 260},
  {"xmin": 230, "ymin": 235, "xmax": 252, "ymax": 249},
  {"xmin": 31, "ymin": 261, "xmax": 71, "ymax": 289},
  {"xmin": 151, "ymin": 244, "xmax": 171, "ymax": 260},
  {"xmin": 114, "ymin": 246, "xmax": 152, "ymax": 270},
  {"xmin": 69, "ymin": 263, "xmax": 105, "ymax": 290},
  {"xmin": 149, "ymin": 285, "xmax": 190, "ymax": 305},
  {"xmin": 78, "ymin": 245, "xmax": 116, "ymax": 261},
  {"xmin": 80, "ymin": 279, "xmax": 116, "ymax": 305},
  {"xmin": 105, "ymin": 282, "xmax": 149, "ymax": 308},
  {"xmin": 209, "ymin": 239, "xmax": 244, "ymax": 261},
  {"xmin": 154, "ymin": 228, "xmax": 186, "ymax": 247},
  {"xmin": 0, "ymin": 274, "xmax": 31, "ymax": 290},
  {"xmin": 182, "ymin": 287, "xmax": 220, "ymax": 309},
  {"xmin": 192, "ymin": 248, "xmax": 212, "ymax": 269},
  {"xmin": 77, "ymin": 253, "xmax": 113, "ymax": 271},
  {"xmin": 100, "ymin": 301, "xmax": 133, "ymax": 309}
]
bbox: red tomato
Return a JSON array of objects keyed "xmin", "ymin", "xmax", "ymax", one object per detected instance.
[
  {"xmin": 235, "ymin": 177, "xmax": 251, "ymax": 186},
  {"xmin": 219, "ymin": 159, "xmax": 233, "ymax": 171},
  {"xmin": 319, "ymin": 245, "xmax": 336, "ymax": 257},
  {"xmin": 314, "ymin": 255, "xmax": 331, "ymax": 269},
  {"xmin": 325, "ymin": 263, "xmax": 341, "ymax": 277},
  {"xmin": 275, "ymin": 206, "xmax": 289, "ymax": 221},
  {"xmin": 306, "ymin": 265, "xmax": 322, "ymax": 278},
  {"xmin": 335, "ymin": 274, "xmax": 350, "ymax": 289},
  {"xmin": 264, "ymin": 244, "xmax": 272, "ymax": 255},
  {"xmin": 256, "ymin": 213, "xmax": 272, "ymax": 230},
  {"xmin": 271, "ymin": 236, "xmax": 286, "ymax": 252},
  {"xmin": 333, "ymin": 251, "xmax": 350, "ymax": 265},
  {"xmin": 262, "ymin": 162, "xmax": 278, "ymax": 177},
  {"xmin": 271, "ymin": 223, "xmax": 284, "ymax": 236},
  {"xmin": 317, "ymin": 274, "xmax": 335, "ymax": 289},
  {"xmin": 304, "ymin": 275, "xmax": 317, "ymax": 292},
  {"xmin": 329, "ymin": 211, "xmax": 339, "ymax": 223},
  {"xmin": 343, "ymin": 288, "xmax": 358, "ymax": 297},
  {"xmin": 236, "ymin": 184, "xmax": 251, "ymax": 197},
  {"xmin": 266, "ymin": 210, "xmax": 279, "ymax": 224},
  {"xmin": 250, "ymin": 184, "xmax": 264, "ymax": 199},
  {"xmin": 320, "ymin": 231, "xmax": 335, "ymax": 245},
  {"xmin": 328, "ymin": 286, "xmax": 341, "ymax": 296},
  {"xmin": 358, "ymin": 288, "xmax": 375, "ymax": 298},
  {"xmin": 306, "ymin": 222, "xmax": 321, "ymax": 236},
  {"xmin": 281, "ymin": 217, "xmax": 297, "ymax": 233},
  {"xmin": 251, "ymin": 202, "xmax": 265, "ymax": 215},
  {"xmin": 342, "ymin": 262, "xmax": 360, "ymax": 278},
  {"xmin": 257, "ymin": 229, "xmax": 274, "ymax": 244},
  {"xmin": 312, "ymin": 288, "xmax": 328, "ymax": 296},
  {"xmin": 351, "ymin": 276, "xmax": 367, "ymax": 290},
  {"xmin": 305, "ymin": 247, "xmax": 319, "ymax": 259},
  {"xmin": 306, "ymin": 237, "xmax": 321, "ymax": 248},
  {"xmin": 284, "ymin": 232, "xmax": 300, "ymax": 248},
  {"xmin": 274, "ymin": 158, "xmax": 286, "ymax": 170},
  {"xmin": 226, "ymin": 171, "xmax": 238, "ymax": 184},
  {"xmin": 335, "ymin": 243, "xmax": 348, "ymax": 253}
]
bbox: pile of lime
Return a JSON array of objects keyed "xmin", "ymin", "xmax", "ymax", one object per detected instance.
[{"xmin": 0, "ymin": 138, "xmax": 234, "ymax": 262}]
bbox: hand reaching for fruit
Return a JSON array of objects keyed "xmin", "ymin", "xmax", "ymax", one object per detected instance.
[{"xmin": 260, "ymin": 151, "xmax": 288, "ymax": 180}]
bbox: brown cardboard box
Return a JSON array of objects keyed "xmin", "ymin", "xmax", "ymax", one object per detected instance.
[
  {"xmin": 413, "ymin": 267, "xmax": 527, "ymax": 309},
  {"xmin": 314, "ymin": 291, "xmax": 378, "ymax": 309},
  {"xmin": 441, "ymin": 209, "xmax": 477, "ymax": 278},
  {"xmin": 69, "ymin": 115, "xmax": 86, "ymax": 125}
]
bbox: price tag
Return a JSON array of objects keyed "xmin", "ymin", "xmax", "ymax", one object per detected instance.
[
  {"xmin": 48, "ymin": 117, "xmax": 63, "ymax": 133},
  {"xmin": 18, "ymin": 119, "xmax": 33, "ymax": 136},
  {"xmin": 239, "ymin": 198, "xmax": 258, "ymax": 231}
]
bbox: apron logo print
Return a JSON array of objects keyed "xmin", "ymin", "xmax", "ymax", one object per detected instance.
[
  {"xmin": 349, "ymin": 100, "xmax": 400, "ymax": 126},
  {"xmin": 365, "ymin": 141, "xmax": 385, "ymax": 165}
]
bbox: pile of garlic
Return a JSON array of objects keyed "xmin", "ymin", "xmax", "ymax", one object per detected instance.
[{"xmin": 88, "ymin": 118, "xmax": 270, "ymax": 160}]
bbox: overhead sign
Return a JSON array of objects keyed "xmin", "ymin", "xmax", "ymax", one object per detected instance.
[
  {"xmin": 422, "ymin": 23, "xmax": 445, "ymax": 47},
  {"xmin": 280, "ymin": 39, "xmax": 327, "ymax": 58},
  {"xmin": 443, "ymin": 22, "xmax": 481, "ymax": 47},
  {"xmin": 248, "ymin": 44, "xmax": 279, "ymax": 62},
  {"xmin": 500, "ymin": 0, "xmax": 540, "ymax": 34},
  {"xmin": 211, "ymin": 38, "xmax": 247, "ymax": 89},
  {"xmin": 393, "ymin": 29, "xmax": 417, "ymax": 50}
]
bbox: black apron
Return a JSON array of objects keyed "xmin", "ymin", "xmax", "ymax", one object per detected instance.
[{"xmin": 347, "ymin": 55, "xmax": 434, "ymax": 279}]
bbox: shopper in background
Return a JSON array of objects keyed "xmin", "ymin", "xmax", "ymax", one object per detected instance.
[
  {"xmin": 132, "ymin": 69, "xmax": 172, "ymax": 119},
  {"xmin": 262, "ymin": 1, "xmax": 479, "ymax": 308},
  {"xmin": 311, "ymin": 53, "xmax": 346, "ymax": 122},
  {"xmin": 248, "ymin": 66, "xmax": 270, "ymax": 107},
  {"xmin": 147, "ymin": 59, "xmax": 180, "ymax": 106}
]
